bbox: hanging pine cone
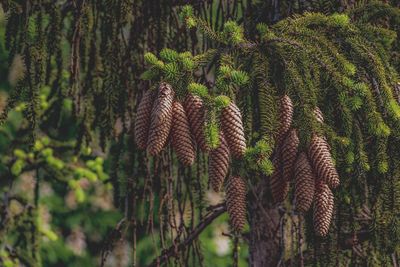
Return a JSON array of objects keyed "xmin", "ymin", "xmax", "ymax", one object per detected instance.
[
  {"xmin": 171, "ymin": 101, "xmax": 196, "ymax": 165},
  {"xmin": 184, "ymin": 94, "xmax": 209, "ymax": 152},
  {"xmin": 281, "ymin": 128, "xmax": 299, "ymax": 182},
  {"xmin": 313, "ymin": 181, "xmax": 334, "ymax": 236},
  {"xmin": 314, "ymin": 107, "xmax": 324, "ymax": 123},
  {"xmin": 134, "ymin": 89, "xmax": 155, "ymax": 149},
  {"xmin": 275, "ymin": 95, "xmax": 294, "ymax": 145},
  {"xmin": 225, "ymin": 175, "xmax": 247, "ymax": 232},
  {"xmin": 209, "ymin": 133, "xmax": 230, "ymax": 192},
  {"xmin": 220, "ymin": 102, "xmax": 246, "ymax": 158},
  {"xmin": 270, "ymin": 153, "xmax": 290, "ymax": 203},
  {"xmin": 147, "ymin": 83, "xmax": 175, "ymax": 156},
  {"xmin": 294, "ymin": 152, "xmax": 316, "ymax": 213},
  {"xmin": 308, "ymin": 134, "xmax": 340, "ymax": 189}
]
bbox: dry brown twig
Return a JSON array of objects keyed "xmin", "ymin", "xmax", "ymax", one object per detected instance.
[{"xmin": 147, "ymin": 203, "xmax": 226, "ymax": 267}]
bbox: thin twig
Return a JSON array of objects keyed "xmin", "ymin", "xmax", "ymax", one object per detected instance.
[{"xmin": 147, "ymin": 203, "xmax": 226, "ymax": 267}]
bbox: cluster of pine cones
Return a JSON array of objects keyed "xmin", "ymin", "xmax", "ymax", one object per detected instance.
[
  {"xmin": 134, "ymin": 83, "xmax": 248, "ymax": 232},
  {"xmin": 270, "ymin": 95, "xmax": 339, "ymax": 236},
  {"xmin": 134, "ymin": 83, "xmax": 195, "ymax": 165}
]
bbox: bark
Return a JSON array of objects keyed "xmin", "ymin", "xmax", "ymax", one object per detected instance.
[{"xmin": 248, "ymin": 179, "xmax": 283, "ymax": 267}]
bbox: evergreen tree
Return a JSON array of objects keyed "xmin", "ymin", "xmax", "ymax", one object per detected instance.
[{"xmin": 1, "ymin": 1, "xmax": 400, "ymax": 266}]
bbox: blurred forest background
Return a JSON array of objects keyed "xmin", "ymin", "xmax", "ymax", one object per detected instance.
[{"xmin": 1, "ymin": 1, "xmax": 400, "ymax": 267}]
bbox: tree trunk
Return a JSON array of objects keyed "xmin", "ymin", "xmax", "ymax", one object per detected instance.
[{"xmin": 248, "ymin": 180, "xmax": 283, "ymax": 267}]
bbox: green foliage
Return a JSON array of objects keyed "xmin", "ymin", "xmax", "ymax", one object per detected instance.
[
  {"xmin": 245, "ymin": 140, "xmax": 274, "ymax": 176},
  {"xmin": 2, "ymin": 1, "xmax": 400, "ymax": 267},
  {"xmin": 159, "ymin": 48, "xmax": 180, "ymax": 63},
  {"xmin": 180, "ymin": 5, "xmax": 194, "ymax": 19},
  {"xmin": 144, "ymin": 52, "xmax": 159, "ymax": 65},
  {"xmin": 222, "ymin": 21, "xmax": 244, "ymax": 45},
  {"xmin": 214, "ymin": 95, "xmax": 231, "ymax": 109},
  {"xmin": 0, "ymin": 73, "xmax": 119, "ymax": 267},
  {"xmin": 142, "ymin": 49, "xmax": 199, "ymax": 98},
  {"xmin": 206, "ymin": 122, "xmax": 220, "ymax": 149},
  {"xmin": 188, "ymin": 82, "xmax": 209, "ymax": 98}
]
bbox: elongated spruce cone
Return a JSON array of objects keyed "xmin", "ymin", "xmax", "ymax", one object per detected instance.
[
  {"xmin": 270, "ymin": 153, "xmax": 290, "ymax": 203},
  {"xmin": 294, "ymin": 152, "xmax": 316, "ymax": 213},
  {"xmin": 314, "ymin": 107, "xmax": 324, "ymax": 123},
  {"xmin": 220, "ymin": 102, "xmax": 246, "ymax": 158},
  {"xmin": 276, "ymin": 95, "xmax": 293, "ymax": 145},
  {"xmin": 308, "ymin": 135, "xmax": 340, "ymax": 189},
  {"xmin": 147, "ymin": 83, "xmax": 175, "ymax": 156},
  {"xmin": 171, "ymin": 101, "xmax": 196, "ymax": 165},
  {"xmin": 281, "ymin": 129, "xmax": 299, "ymax": 182},
  {"xmin": 225, "ymin": 176, "xmax": 247, "ymax": 232},
  {"xmin": 184, "ymin": 94, "xmax": 209, "ymax": 152},
  {"xmin": 209, "ymin": 133, "xmax": 230, "ymax": 192},
  {"xmin": 134, "ymin": 89, "xmax": 155, "ymax": 149},
  {"xmin": 313, "ymin": 181, "xmax": 334, "ymax": 236}
]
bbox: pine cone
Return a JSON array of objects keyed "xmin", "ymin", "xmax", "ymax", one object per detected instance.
[
  {"xmin": 281, "ymin": 128, "xmax": 299, "ymax": 182},
  {"xmin": 220, "ymin": 102, "xmax": 246, "ymax": 158},
  {"xmin": 294, "ymin": 152, "xmax": 316, "ymax": 213},
  {"xmin": 225, "ymin": 175, "xmax": 247, "ymax": 232},
  {"xmin": 313, "ymin": 181, "xmax": 334, "ymax": 236},
  {"xmin": 209, "ymin": 132, "xmax": 230, "ymax": 192},
  {"xmin": 134, "ymin": 89, "xmax": 155, "ymax": 149},
  {"xmin": 308, "ymin": 135, "xmax": 340, "ymax": 189},
  {"xmin": 171, "ymin": 101, "xmax": 196, "ymax": 165},
  {"xmin": 276, "ymin": 95, "xmax": 293, "ymax": 145},
  {"xmin": 314, "ymin": 107, "xmax": 324, "ymax": 123},
  {"xmin": 147, "ymin": 83, "xmax": 175, "ymax": 156},
  {"xmin": 270, "ymin": 152, "xmax": 290, "ymax": 203},
  {"xmin": 184, "ymin": 94, "xmax": 209, "ymax": 152}
]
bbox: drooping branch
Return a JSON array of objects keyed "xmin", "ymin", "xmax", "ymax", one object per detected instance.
[{"xmin": 147, "ymin": 203, "xmax": 226, "ymax": 267}]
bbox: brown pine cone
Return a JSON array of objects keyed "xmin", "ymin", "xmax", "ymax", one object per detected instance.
[
  {"xmin": 220, "ymin": 102, "xmax": 246, "ymax": 158},
  {"xmin": 308, "ymin": 135, "xmax": 340, "ymax": 189},
  {"xmin": 314, "ymin": 107, "xmax": 324, "ymax": 123},
  {"xmin": 225, "ymin": 175, "xmax": 247, "ymax": 232},
  {"xmin": 313, "ymin": 181, "xmax": 334, "ymax": 236},
  {"xmin": 276, "ymin": 95, "xmax": 294, "ymax": 145},
  {"xmin": 270, "ymin": 152, "xmax": 290, "ymax": 203},
  {"xmin": 281, "ymin": 128, "xmax": 299, "ymax": 182},
  {"xmin": 147, "ymin": 83, "xmax": 175, "ymax": 156},
  {"xmin": 294, "ymin": 152, "xmax": 316, "ymax": 213},
  {"xmin": 209, "ymin": 132, "xmax": 230, "ymax": 192},
  {"xmin": 184, "ymin": 94, "xmax": 209, "ymax": 152},
  {"xmin": 171, "ymin": 101, "xmax": 196, "ymax": 165},
  {"xmin": 134, "ymin": 89, "xmax": 155, "ymax": 149}
]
